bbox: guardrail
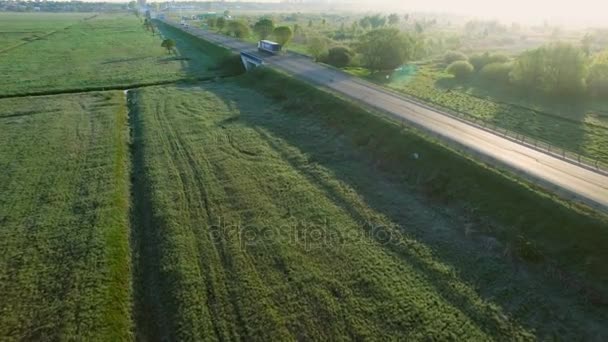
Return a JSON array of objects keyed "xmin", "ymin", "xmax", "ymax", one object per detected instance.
[
  {"xmin": 356, "ymin": 81, "xmax": 608, "ymax": 176},
  {"xmin": 162, "ymin": 19, "xmax": 608, "ymax": 177}
]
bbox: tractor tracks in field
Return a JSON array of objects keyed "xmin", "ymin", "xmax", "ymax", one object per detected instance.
[{"xmin": 0, "ymin": 15, "xmax": 98, "ymax": 55}]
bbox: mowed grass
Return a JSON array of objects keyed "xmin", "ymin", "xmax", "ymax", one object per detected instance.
[
  {"xmin": 0, "ymin": 14, "xmax": 228, "ymax": 96},
  {"xmin": 0, "ymin": 93, "xmax": 132, "ymax": 340},
  {"xmin": 131, "ymin": 75, "xmax": 608, "ymax": 340},
  {"xmin": 349, "ymin": 63, "xmax": 608, "ymax": 164},
  {"xmin": 0, "ymin": 12, "xmax": 90, "ymax": 48}
]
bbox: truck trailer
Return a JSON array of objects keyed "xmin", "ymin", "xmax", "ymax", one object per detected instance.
[{"xmin": 258, "ymin": 40, "xmax": 281, "ymax": 54}]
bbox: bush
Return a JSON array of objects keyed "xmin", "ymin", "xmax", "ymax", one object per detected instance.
[
  {"xmin": 469, "ymin": 52, "xmax": 510, "ymax": 71},
  {"xmin": 324, "ymin": 46, "xmax": 353, "ymax": 68},
  {"xmin": 443, "ymin": 51, "xmax": 468, "ymax": 64},
  {"xmin": 510, "ymin": 43, "xmax": 587, "ymax": 97},
  {"xmin": 480, "ymin": 62, "xmax": 512, "ymax": 84},
  {"xmin": 226, "ymin": 21, "xmax": 250, "ymax": 38},
  {"xmin": 446, "ymin": 60, "xmax": 474, "ymax": 80},
  {"xmin": 357, "ymin": 28, "xmax": 413, "ymax": 71},
  {"xmin": 273, "ymin": 26, "xmax": 293, "ymax": 46}
]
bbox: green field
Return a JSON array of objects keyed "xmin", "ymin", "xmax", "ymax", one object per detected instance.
[
  {"xmin": 0, "ymin": 14, "xmax": 230, "ymax": 97},
  {"xmin": 129, "ymin": 73, "xmax": 608, "ymax": 340},
  {"xmin": 0, "ymin": 12, "xmax": 91, "ymax": 48},
  {"xmin": 345, "ymin": 63, "xmax": 608, "ymax": 164},
  {"xmin": 0, "ymin": 93, "xmax": 131, "ymax": 340},
  {"xmin": 2, "ymin": 12, "xmax": 608, "ymax": 340}
]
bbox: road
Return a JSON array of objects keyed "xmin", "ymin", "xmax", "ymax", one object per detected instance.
[{"xmin": 167, "ymin": 21, "xmax": 608, "ymax": 213}]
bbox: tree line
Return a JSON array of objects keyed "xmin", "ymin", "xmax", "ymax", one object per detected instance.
[{"xmin": 444, "ymin": 44, "xmax": 608, "ymax": 98}]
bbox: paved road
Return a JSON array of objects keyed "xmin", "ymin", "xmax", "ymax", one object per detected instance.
[{"xmin": 168, "ymin": 21, "xmax": 608, "ymax": 213}]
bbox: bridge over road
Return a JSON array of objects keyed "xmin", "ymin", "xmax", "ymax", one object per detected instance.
[{"xmin": 164, "ymin": 19, "xmax": 608, "ymax": 214}]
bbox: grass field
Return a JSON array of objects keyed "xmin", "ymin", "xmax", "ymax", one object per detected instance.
[
  {"xmin": 2, "ymin": 12, "xmax": 608, "ymax": 340},
  {"xmin": 0, "ymin": 12, "xmax": 90, "ymax": 48},
  {"xmin": 0, "ymin": 92, "xmax": 132, "ymax": 340},
  {"xmin": 0, "ymin": 14, "xmax": 230, "ymax": 97},
  {"xmin": 345, "ymin": 63, "xmax": 608, "ymax": 164},
  {"xmin": 130, "ymin": 71, "xmax": 608, "ymax": 340}
]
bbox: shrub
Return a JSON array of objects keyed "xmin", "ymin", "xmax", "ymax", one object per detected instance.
[
  {"xmin": 510, "ymin": 43, "xmax": 587, "ymax": 96},
  {"xmin": 273, "ymin": 26, "xmax": 293, "ymax": 46},
  {"xmin": 357, "ymin": 28, "xmax": 413, "ymax": 71},
  {"xmin": 446, "ymin": 60, "xmax": 474, "ymax": 79},
  {"xmin": 469, "ymin": 52, "xmax": 510, "ymax": 71},
  {"xmin": 480, "ymin": 62, "xmax": 512, "ymax": 84},
  {"xmin": 324, "ymin": 46, "xmax": 353, "ymax": 68},
  {"xmin": 443, "ymin": 50, "xmax": 467, "ymax": 64},
  {"xmin": 226, "ymin": 21, "xmax": 250, "ymax": 38}
]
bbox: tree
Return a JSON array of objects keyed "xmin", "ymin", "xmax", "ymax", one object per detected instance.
[
  {"xmin": 307, "ymin": 36, "xmax": 328, "ymax": 61},
  {"xmin": 223, "ymin": 10, "xmax": 230, "ymax": 18},
  {"xmin": 446, "ymin": 60, "xmax": 474, "ymax": 80},
  {"xmin": 443, "ymin": 50, "xmax": 467, "ymax": 64},
  {"xmin": 216, "ymin": 17, "xmax": 226, "ymax": 31},
  {"xmin": 480, "ymin": 62, "xmax": 512, "ymax": 84},
  {"xmin": 253, "ymin": 18, "xmax": 274, "ymax": 40},
  {"xmin": 161, "ymin": 39, "xmax": 176, "ymax": 54},
  {"xmin": 308, "ymin": 19, "xmax": 313, "ymax": 28},
  {"xmin": 511, "ymin": 43, "xmax": 587, "ymax": 96},
  {"xmin": 324, "ymin": 46, "xmax": 353, "ymax": 68},
  {"xmin": 510, "ymin": 49, "xmax": 545, "ymax": 90},
  {"xmin": 143, "ymin": 18, "xmax": 155, "ymax": 35},
  {"xmin": 388, "ymin": 13, "xmax": 400, "ymax": 26},
  {"xmin": 206, "ymin": 17, "xmax": 217, "ymax": 28},
  {"xmin": 581, "ymin": 34, "xmax": 594, "ymax": 57},
  {"xmin": 357, "ymin": 28, "xmax": 412, "ymax": 72},
  {"xmin": 359, "ymin": 17, "xmax": 371, "ymax": 30},
  {"xmin": 587, "ymin": 51, "xmax": 608, "ymax": 97},
  {"xmin": 368, "ymin": 14, "xmax": 386, "ymax": 29},
  {"xmin": 542, "ymin": 43, "xmax": 587, "ymax": 96},
  {"xmin": 227, "ymin": 21, "xmax": 250, "ymax": 39},
  {"xmin": 273, "ymin": 26, "xmax": 293, "ymax": 47},
  {"xmin": 511, "ymin": 43, "xmax": 588, "ymax": 96}
]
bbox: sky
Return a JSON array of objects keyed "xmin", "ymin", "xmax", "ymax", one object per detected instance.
[
  {"xmin": 379, "ymin": 0, "xmax": 607, "ymax": 26},
  {"xmin": 91, "ymin": 0, "xmax": 608, "ymax": 27}
]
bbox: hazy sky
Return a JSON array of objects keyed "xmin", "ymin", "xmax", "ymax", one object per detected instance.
[
  {"xmin": 383, "ymin": 0, "xmax": 607, "ymax": 26},
  {"xmin": 104, "ymin": 0, "xmax": 607, "ymax": 27}
]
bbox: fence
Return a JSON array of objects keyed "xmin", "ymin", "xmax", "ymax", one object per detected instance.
[{"xmin": 351, "ymin": 78, "xmax": 608, "ymax": 176}]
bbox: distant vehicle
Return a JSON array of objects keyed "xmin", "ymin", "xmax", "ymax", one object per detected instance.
[{"xmin": 258, "ymin": 40, "xmax": 281, "ymax": 54}]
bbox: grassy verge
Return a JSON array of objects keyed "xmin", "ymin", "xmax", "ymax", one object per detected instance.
[
  {"xmin": 0, "ymin": 92, "xmax": 132, "ymax": 340},
  {"xmin": 131, "ymin": 69, "xmax": 608, "ymax": 339},
  {"xmin": 243, "ymin": 69, "xmax": 608, "ymax": 286}
]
